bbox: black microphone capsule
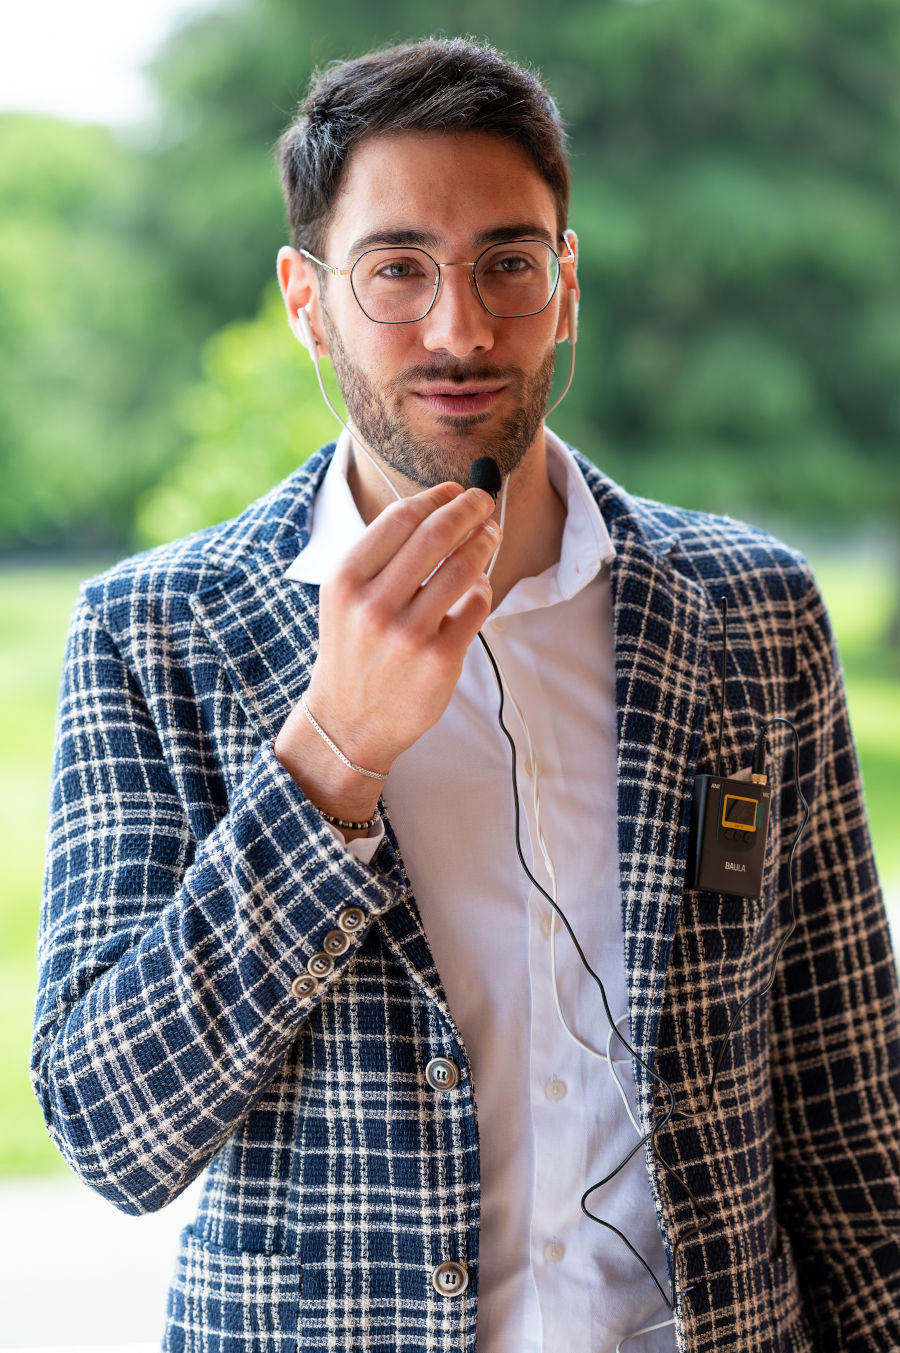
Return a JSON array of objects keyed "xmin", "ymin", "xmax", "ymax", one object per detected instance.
[{"xmin": 470, "ymin": 456, "xmax": 502, "ymax": 501}]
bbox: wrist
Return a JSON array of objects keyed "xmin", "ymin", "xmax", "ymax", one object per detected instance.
[
  {"xmin": 299, "ymin": 692, "xmax": 390, "ymax": 782},
  {"xmin": 273, "ymin": 712, "xmax": 384, "ymax": 824}
]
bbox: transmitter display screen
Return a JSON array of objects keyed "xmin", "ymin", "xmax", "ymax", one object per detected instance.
[{"xmin": 721, "ymin": 794, "xmax": 758, "ymax": 831}]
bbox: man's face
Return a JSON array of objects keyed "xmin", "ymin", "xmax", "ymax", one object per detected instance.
[{"xmin": 301, "ymin": 131, "xmax": 576, "ymax": 489}]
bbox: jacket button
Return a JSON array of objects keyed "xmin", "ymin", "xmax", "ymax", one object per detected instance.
[
  {"xmin": 307, "ymin": 952, "xmax": 334, "ymax": 978},
  {"xmin": 291, "ymin": 974, "xmax": 319, "ymax": 999},
  {"xmin": 337, "ymin": 906, "xmax": 366, "ymax": 934},
  {"xmin": 323, "ymin": 928, "xmax": 349, "ymax": 956},
  {"xmin": 425, "ymin": 1057, "xmax": 460, "ymax": 1092},
  {"xmin": 432, "ymin": 1260, "xmax": 468, "ymax": 1297}
]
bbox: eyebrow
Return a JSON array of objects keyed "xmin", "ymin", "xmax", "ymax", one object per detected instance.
[{"xmin": 344, "ymin": 222, "xmax": 557, "ymax": 259}]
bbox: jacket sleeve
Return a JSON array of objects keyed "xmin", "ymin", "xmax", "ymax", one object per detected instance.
[
  {"xmin": 771, "ymin": 575, "xmax": 900, "ymax": 1348},
  {"xmin": 31, "ymin": 590, "xmax": 404, "ymax": 1216}
]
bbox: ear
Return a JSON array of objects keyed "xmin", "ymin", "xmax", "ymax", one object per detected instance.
[
  {"xmin": 276, "ymin": 246, "xmax": 330, "ymax": 357},
  {"xmin": 555, "ymin": 228, "xmax": 580, "ymax": 346}
]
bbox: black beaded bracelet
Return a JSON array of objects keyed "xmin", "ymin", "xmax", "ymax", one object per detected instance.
[{"xmin": 317, "ymin": 807, "xmax": 381, "ymax": 832}]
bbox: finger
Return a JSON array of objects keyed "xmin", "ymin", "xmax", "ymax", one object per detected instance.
[
  {"xmin": 339, "ymin": 482, "xmax": 464, "ymax": 585},
  {"xmin": 436, "ymin": 574, "xmax": 494, "ymax": 649},
  {"xmin": 406, "ymin": 519, "xmax": 500, "ymax": 627},
  {"xmin": 376, "ymin": 487, "xmax": 498, "ymax": 602}
]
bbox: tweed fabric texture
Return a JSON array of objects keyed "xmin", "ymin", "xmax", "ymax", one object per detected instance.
[{"xmin": 33, "ymin": 445, "xmax": 900, "ymax": 1352}]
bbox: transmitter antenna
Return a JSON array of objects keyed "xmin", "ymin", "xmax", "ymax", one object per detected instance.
[{"xmin": 715, "ymin": 596, "xmax": 728, "ymax": 778}]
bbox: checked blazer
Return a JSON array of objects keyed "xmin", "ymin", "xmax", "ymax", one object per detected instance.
[{"xmin": 33, "ymin": 445, "xmax": 900, "ymax": 1352}]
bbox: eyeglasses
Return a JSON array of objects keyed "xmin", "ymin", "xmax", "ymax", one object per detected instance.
[{"xmin": 300, "ymin": 238, "xmax": 573, "ymax": 324}]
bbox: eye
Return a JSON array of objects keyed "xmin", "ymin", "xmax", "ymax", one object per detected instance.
[
  {"xmin": 493, "ymin": 254, "xmax": 532, "ymax": 273},
  {"xmin": 478, "ymin": 244, "xmax": 550, "ymax": 281},
  {"xmin": 364, "ymin": 252, "xmax": 431, "ymax": 282},
  {"xmin": 379, "ymin": 259, "xmax": 416, "ymax": 278}
]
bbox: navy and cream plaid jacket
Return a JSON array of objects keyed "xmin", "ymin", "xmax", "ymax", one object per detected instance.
[{"xmin": 33, "ymin": 446, "xmax": 900, "ymax": 1352}]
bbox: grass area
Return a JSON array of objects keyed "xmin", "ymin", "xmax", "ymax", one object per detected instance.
[
  {"xmin": 0, "ymin": 562, "xmax": 104, "ymax": 1175},
  {"xmin": 2, "ymin": 549, "xmax": 898, "ymax": 1177},
  {"xmin": 806, "ymin": 549, "xmax": 900, "ymax": 885}
]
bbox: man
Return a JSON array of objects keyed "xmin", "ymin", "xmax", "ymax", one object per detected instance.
[{"xmin": 33, "ymin": 37, "xmax": 900, "ymax": 1353}]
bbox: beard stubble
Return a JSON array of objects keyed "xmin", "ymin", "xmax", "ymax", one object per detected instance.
[{"xmin": 320, "ymin": 307, "xmax": 557, "ymax": 489}]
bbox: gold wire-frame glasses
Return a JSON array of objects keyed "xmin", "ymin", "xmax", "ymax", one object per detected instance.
[{"xmin": 300, "ymin": 237, "xmax": 574, "ymax": 324}]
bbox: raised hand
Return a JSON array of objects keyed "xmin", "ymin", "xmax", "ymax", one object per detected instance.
[{"xmin": 274, "ymin": 481, "xmax": 500, "ymax": 830}]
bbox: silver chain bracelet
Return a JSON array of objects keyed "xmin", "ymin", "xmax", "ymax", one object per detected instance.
[{"xmin": 300, "ymin": 693, "xmax": 389, "ymax": 781}]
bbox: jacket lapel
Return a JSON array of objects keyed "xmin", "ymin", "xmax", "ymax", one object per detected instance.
[{"xmin": 606, "ymin": 520, "xmax": 710, "ymax": 1067}]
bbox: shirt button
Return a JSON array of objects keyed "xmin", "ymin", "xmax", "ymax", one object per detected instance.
[
  {"xmin": 544, "ymin": 1079, "xmax": 567, "ymax": 1102},
  {"xmin": 337, "ymin": 906, "xmax": 366, "ymax": 934},
  {"xmin": 425, "ymin": 1057, "xmax": 460, "ymax": 1092},
  {"xmin": 544, "ymin": 1240, "xmax": 566, "ymax": 1264},
  {"xmin": 307, "ymin": 952, "xmax": 334, "ymax": 979},
  {"xmin": 291, "ymin": 974, "xmax": 319, "ymax": 999},
  {"xmin": 323, "ymin": 928, "xmax": 349, "ymax": 956},
  {"xmin": 524, "ymin": 758, "xmax": 534, "ymax": 778},
  {"xmin": 540, "ymin": 912, "xmax": 559, "ymax": 938},
  {"xmin": 432, "ymin": 1260, "xmax": 469, "ymax": 1297},
  {"xmin": 490, "ymin": 617, "xmax": 506, "ymax": 633}
]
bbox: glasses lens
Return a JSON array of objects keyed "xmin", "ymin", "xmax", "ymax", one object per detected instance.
[
  {"xmin": 350, "ymin": 247, "xmax": 439, "ymax": 323},
  {"xmin": 474, "ymin": 241, "xmax": 560, "ymax": 318}
]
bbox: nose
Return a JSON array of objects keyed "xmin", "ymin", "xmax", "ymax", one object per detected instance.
[{"xmin": 419, "ymin": 265, "xmax": 495, "ymax": 358}]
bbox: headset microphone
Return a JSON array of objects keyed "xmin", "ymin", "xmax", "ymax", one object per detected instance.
[{"xmin": 470, "ymin": 456, "xmax": 502, "ymax": 501}]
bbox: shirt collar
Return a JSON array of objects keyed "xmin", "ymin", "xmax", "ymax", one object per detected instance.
[
  {"xmin": 284, "ymin": 428, "xmax": 615, "ymax": 611},
  {"xmin": 283, "ymin": 431, "xmax": 364, "ymax": 584}
]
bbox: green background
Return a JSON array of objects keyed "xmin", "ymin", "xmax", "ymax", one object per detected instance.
[{"xmin": 3, "ymin": 0, "xmax": 898, "ymax": 1175}]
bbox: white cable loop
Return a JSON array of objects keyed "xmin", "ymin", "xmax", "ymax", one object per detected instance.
[{"xmin": 615, "ymin": 1316, "xmax": 677, "ymax": 1352}]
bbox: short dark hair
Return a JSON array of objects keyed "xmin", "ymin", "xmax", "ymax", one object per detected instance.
[{"xmin": 276, "ymin": 37, "xmax": 569, "ymax": 257}]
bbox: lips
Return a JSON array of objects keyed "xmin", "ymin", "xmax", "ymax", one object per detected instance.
[{"xmin": 412, "ymin": 384, "xmax": 504, "ymax": 416}]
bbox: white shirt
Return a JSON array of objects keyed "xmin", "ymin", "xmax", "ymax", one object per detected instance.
[{"xmin": 286, "ymin": 431, "xmax": 675, "ymax": 1353}]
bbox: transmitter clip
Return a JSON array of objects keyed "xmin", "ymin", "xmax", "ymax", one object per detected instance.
[{"xmin": 686, "ymin": 773, "xmax": 772, "ymax": 899}]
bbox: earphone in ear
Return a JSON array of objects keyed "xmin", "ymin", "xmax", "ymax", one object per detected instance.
[
  {"xmin": 567, "ymin": 289, "xmax": 578, "ymax": 347},
  {"xmin": 556, "ymin": 288, "xmax": 578, "ymax": 347},
  {"xmin": 295, "ymin": 307, "xmax": 317, "ymax": 360}
]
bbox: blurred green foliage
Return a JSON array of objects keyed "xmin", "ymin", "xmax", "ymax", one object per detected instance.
[
  {"xmin": 2, "ymin": 0, "xmax": 900, "ymax": 542},
  {"xmin": 135, "ymin": 285, "xmax": 338, "ymax": 541},
  {"xmin": 0, "ymin": 117, "xmax": 191, "ymax": 547}
]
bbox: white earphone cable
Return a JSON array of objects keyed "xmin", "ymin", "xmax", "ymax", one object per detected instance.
[{"xmin": 301, "ymin": 320, "xmax": 403, "ymax": 504}]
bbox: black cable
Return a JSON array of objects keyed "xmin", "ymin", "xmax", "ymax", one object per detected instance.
[
  {"xmin": 478, "ymin": 628, "xmax": 810, "ymax": 1313},
  {"xmin": 478, "ymin": 629, "xmax": 688, "ymax": 1310}
]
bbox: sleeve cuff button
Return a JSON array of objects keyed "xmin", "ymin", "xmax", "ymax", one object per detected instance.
[
  {"xmin": 307, "ymin": 951, "xmax": 335, "ymax": 978},
  {"xmin": 291, "ymin": 974, "xmax": 319, "ymax": 999},
  {"xmin": 337, "ymin": 906, "xmax": 366, "ymax": 933}
]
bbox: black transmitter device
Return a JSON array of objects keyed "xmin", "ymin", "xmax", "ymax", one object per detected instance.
[{"xmin": 686, "ymin": 773, "xmax": 772, "ymax": 899}]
